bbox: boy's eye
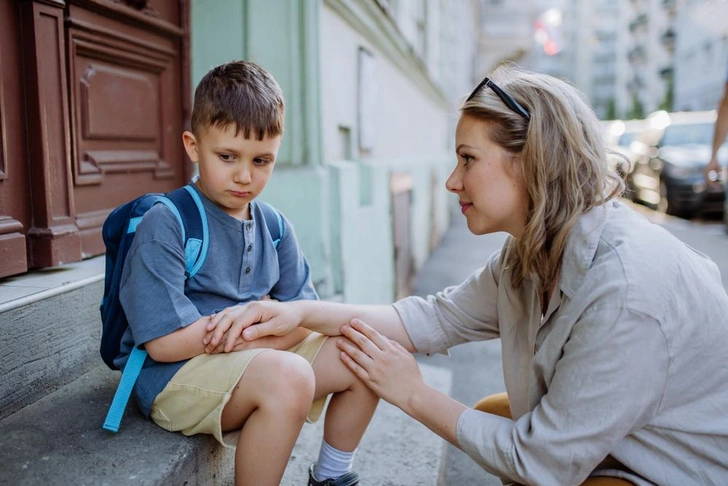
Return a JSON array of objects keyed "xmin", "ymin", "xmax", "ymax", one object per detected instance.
[
  {"xmin": 254, "ymin": 158, "xmax": 273, "ymax": 166},
  {"xmin": 219, "ymin": 153, "xmax": 235, "ymax": 162}
]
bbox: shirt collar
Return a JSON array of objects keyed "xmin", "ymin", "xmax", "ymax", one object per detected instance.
[
  {"xmin": 558, "ymin": 201, "xmax": 613, "ymax": 299},
  {"xmin": 190, "ymin": 183, "xmax": 258, "ymax": 231}
]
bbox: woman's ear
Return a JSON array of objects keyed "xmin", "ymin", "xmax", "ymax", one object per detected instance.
[
  {"xmin": 182, "ymin": 131, "xmax": 199, "ymax": 163},
  {"xmin": 507, "ymin": 153, "xmax": 525, "ymax": 180}
]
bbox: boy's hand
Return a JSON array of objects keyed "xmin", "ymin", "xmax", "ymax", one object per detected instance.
[
  {"xmin": 203, "ymin": 300, "xmax": 301, "ymax": 353},
  {"xmin": 202, "ymin": 296, "xmax": 276, "ymax": 352},
  {"xmin": 207, "ymin": 327, "xmax": 311, "ymax": 354}
]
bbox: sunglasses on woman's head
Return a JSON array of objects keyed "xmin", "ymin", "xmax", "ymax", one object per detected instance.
[{"xmin": 466, "ymin": 77, "xmax": 530, "ymax": 120}]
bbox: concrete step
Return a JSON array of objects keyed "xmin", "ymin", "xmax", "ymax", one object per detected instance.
[
  {"xmin": 0, "ymin": 364, "xmax": 235, "ymax": 486},
  {"xmin": 1, "ymin": 258, "xmax": 105, "ymax": 420},
  {"xmin": 0, "ymin": 361, "xmax": 451, "ymax": 485}
]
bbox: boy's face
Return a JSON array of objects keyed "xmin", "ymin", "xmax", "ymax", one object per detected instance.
[{"xmin": 182, "ymin": 124, "xmax": 281, "ymax": 220}]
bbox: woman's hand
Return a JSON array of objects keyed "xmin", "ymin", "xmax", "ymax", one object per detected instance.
[
  {"xmin": 337, "ymin": 318, "xmax": 425, "ymax": 409},
  {"xmin": 203, "ymin": 300, "xmax": 302, "ymax": 353}
]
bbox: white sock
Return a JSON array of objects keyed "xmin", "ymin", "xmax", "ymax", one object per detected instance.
[{"xmin": 313, "ymin": 439, "xmax": 356, "ymax": 481}]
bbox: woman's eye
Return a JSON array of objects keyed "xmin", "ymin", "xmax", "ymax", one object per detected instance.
[{"xmin": 460, "ymin": 153, "xmax": 473, "ymax": 165}]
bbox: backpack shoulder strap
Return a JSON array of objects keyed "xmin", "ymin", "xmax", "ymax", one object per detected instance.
[
  {"xmin": 259, "ymin": 201, "xmax": 284, "ymax": 249},
  {"xmin": 162, "ymin": 185, "xmax": 209, "ymax": 278},
  {"xmin": 102, "ymin": 345, "xmax": 147, "ymax": 433}
]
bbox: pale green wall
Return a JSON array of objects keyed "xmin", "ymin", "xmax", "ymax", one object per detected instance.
[
  {"xmin": 190, "ymin": 0, "xmax": 245, "ymax": 88},
  {"xmin": 259, "ymin": 167, "xmax": 333, "ymax": 295},
  {"xmin": 328, "ymin": 161, "xmax": 394, "ymax": 303}
]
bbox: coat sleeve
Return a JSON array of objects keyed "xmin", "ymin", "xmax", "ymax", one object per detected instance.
[{"xmin": 392, "ymin": 249, "xmax": 504, "ymax": 355}]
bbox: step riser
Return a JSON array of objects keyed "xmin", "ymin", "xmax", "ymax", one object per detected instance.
[
  {"xmin": 0, "ymin": 365, "xmax": 235, "ymax": 485},
  {"xmin": 1, "ymin": 281, "xmax": 102, "ymax": 420}
]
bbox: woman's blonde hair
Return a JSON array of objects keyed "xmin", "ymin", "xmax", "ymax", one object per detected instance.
[{"xmin": 461, "ymin": 63, "xmax": 624, "ymax": 293}]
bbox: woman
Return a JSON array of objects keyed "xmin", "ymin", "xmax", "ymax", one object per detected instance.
[{"xmin": 205, "ymin": 65, "xmax": 728, "ymax": 485}]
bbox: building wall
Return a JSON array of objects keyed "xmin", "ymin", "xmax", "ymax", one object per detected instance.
[
  {"xmin": 320, "ymin": 7, "xmax": 449, "ymax": 161},
  {"xmin": 478, "ymin": 0, "xmax": 728, "ymax": 121},
  {"xmin": 190, "ymin": 0, "xmax": 245, "ymax": 87},
  {"xmin": 319, "ymin": 1, "xmax": 457, "ymax": 302},
  {"xmin": 615, "ymin": 0, "xmax": 635, "ymax": 118},
  {"xmin": 477, "ymin": 0, "xmax": 533, "ymax": 75}
]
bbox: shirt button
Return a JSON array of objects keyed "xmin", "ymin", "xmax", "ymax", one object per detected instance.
[
  {"xmin": 245, "ymin": 267, "xmax": 251, "ymax": 274},
  {"xmin": 247, "ymin": 244, "xmax": 252, "ymax": 252},
  {"xmin": 246, "ymin": 223, "xmax": 252, "ymax": 231}
]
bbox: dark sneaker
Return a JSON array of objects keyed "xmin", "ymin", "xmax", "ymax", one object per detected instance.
[{"xmin": 307, "ymin": 463, "xmax": 360, "ymax": 486}]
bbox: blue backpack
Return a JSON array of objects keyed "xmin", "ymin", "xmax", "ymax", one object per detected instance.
[{"xmin": 100, "ymin": 184, "xmax": 283, "ymax": 432}]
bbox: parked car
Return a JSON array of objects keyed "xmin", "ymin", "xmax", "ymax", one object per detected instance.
[{"xmin": 626, "ymin": 110, "xmax": 727, "ymax": 218}]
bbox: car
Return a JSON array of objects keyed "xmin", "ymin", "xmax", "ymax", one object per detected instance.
[{"xmin": 626, "ymin": 110, "xmax": 727, "ymax": 218}]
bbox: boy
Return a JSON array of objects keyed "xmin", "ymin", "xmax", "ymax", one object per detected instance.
[{"xmin": 118, "ymin": 60, "xmax": 377, "ymax": 486}]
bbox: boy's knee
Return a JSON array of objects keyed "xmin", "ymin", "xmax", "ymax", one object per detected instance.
[{"xmin": 252, "ymin": 351, "xmax": 315, "ymax": 414}]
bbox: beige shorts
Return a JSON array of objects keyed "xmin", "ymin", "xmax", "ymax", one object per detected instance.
[{"xmin": 149, "ymin": 332, "xmax": 328, "ymax": 447}]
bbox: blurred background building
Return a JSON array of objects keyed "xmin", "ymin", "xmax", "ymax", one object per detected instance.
[{"xmin": 673, "ymin": 0, "xmax": 728, "ymax": 110}]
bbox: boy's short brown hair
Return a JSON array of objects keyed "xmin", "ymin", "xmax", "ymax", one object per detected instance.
[{"xmin": 191, "ymin": 60, "xmax": 285, "ymax": 140}]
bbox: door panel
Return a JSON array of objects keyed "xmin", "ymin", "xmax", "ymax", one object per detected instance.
[
  {"xmin": 0, "ymin": 0, "xmax": 29, "ymax": 278},
  {"xmin": 21, "ymin": 0, "xmax": 81, "ymax": 269},
  {"xmin": 67, "ymin": 0, "xmax": 187, "ymax": 257}
]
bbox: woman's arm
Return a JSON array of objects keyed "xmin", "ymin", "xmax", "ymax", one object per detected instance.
[
  {"xmin": 204, "ymin": 300, "xmax": 415, "ymax": 354},
  {"xmin": 338, "ymin": 309, "xmax": 670, "ymax": 485}
]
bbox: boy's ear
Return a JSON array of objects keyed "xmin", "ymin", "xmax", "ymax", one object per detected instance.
[{"xmin": 182, "ymin": 131, "xmax": 199, "ymax": 163}]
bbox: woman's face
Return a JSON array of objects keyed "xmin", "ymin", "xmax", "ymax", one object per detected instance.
[{"xmin": 447, "ymin": 115, "xmax": 527, "ymax": 237}]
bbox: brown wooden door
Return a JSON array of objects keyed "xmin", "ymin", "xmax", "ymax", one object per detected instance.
[
  {"xmin": 0, "ymin": 0, "xmax": 30, "ymax": 278},
  {"xmin": 0, "ymin": 0, "xmax": 189, "ymax": 279}
]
